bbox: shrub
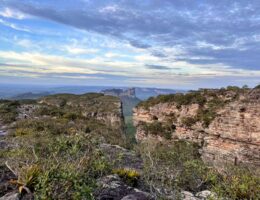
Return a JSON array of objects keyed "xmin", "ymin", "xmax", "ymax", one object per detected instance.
[
  {"xmin": 63, "ymin": 112, "xmax": 81, "ymax": 121},
  {"xmin": 181, "ymin": 117, "xmax": 197, "ymax": 128},
  {"xmin": 0, "ymin": 100, "xmax": 20, "ymax": 123},
  {"xmin": 212, "ymin": 166, "xmax": 260, "ymax": 200},
  {"xmin": 137, "ymin": 92, "xmax": 207, "ymax": 109},
  {"xmin": 15, "ymin": 128, "xmax": 35, "ymax": 137},
  {"xmin": 226, "ymin": 86, "xmax": 241, "ymax": 91},
  {"xmin": 177, "ymin": 160, "xmax": 213, "ymax": 192},
  {"xmin": 141, "ymin": 121, "xmax": 173, "ymax": 140},
  {"xmin": 137, "ymin": 140, "xmax": 206, "ymax": 197},
  {"xmin": 35, "ymin": 165, "xmax": 95, "ymax": 200},
  {"xmin": 254, "ymin": 84, "xmax": 260, "ymax": 89}
]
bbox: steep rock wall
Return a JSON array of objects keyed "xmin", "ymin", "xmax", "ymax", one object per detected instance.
[{"xmin": 133, "ymin": 88, "xmax": 260, "ymax": 169}]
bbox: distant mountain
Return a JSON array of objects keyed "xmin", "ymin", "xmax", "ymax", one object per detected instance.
[
  {"xmin": 0, "ymin": 84, "xmax": 186, "ymax": 100},
  {"xmin": 135, "ymin": 87, "xmax": 186, "ymax": 100},
  {"xmin": 101, "ymin": 88, "xmax": 136, "ymax": 98},
  {"xmin": 102, "ymin": 88, "xmax": 141, "ymax": 116}
]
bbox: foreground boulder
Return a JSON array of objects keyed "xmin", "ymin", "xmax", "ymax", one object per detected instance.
[
  {"xmin": 94, "ymin": 174, "xmax": 154, "ymax": 200},
  {"xmin": 0, "ymin": 166, "xmax": 17, "ymax": 197},
  {"xmin": 0, "ymin": 192, "xmax": 19, "ymax": 200}
]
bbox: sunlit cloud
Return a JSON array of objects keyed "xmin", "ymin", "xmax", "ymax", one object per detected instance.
[
  {"xmin": 0, "ymin": 7, "xmax": 28, "ymax": 19},
  {"xmin": 0, "ymin": 0, "xmax": 259, "ymax": 88}
]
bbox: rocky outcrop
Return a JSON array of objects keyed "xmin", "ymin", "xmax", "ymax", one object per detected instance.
[
  {"xmin": 102, "ymin": 88, "xmax": 136, "ymax": 98},
  {"xmin": 94, "ymin": 174, "xmax": 154, "ymax": 200},
  {"xmin": 99, "ymin": 144, "xmax": 143, "ymax": 172},
  {"xmin": 39, "ymin": 93, "xmax": 124, "ymax": 127},
  {"xmin": 0, "ymin": 192, "xmax": 19, "ymax": 200},
  {"xmin": 133, "ymin": 88, "xmax": 260, "ymax": 169},
  {"xmin": 0, "ymin": 166, "xmax": 17, "ymax": 198}
]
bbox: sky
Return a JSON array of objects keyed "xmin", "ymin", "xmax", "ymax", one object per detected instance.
[{"xmin": 0, "ymin": 0, "xmax": 259, "ymax": 89}]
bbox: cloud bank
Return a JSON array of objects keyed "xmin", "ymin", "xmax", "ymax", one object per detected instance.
[{"xmin": 0, "ymin": 0, "xmax": 259, "ymax": 88}]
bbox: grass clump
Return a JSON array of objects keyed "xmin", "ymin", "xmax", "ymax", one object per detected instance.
[
  {"xmin": 10, "ymin": 165, "xmax": 41, "ymax": 194},
  {"xmin": 113, "ymin": 168, "xmax": 140, "ymax": 186}
]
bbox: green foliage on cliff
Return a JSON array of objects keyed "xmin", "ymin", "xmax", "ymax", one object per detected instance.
[
  {"xmin": 40, "ymin": 93, "xmax": 120, "ymax": 113},
  {"xmin": 254, "ymin": 84, "xmax": 260, "ymax": 89},
  {"xmin": 137, "ymin": 88, "xmax": 242, "ymax": 128},
  {"xmin": 140, "ymin": 121, "xmax": 174, "ymax": 140},
  {"xmin": 137, "ymin": 92, "xmax": 207, "ymax": 109}
]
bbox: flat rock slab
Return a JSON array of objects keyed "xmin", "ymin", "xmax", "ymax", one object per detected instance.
[{"xmin": 94, "ymin": 174, "xmax": 154, "ymax": 200}]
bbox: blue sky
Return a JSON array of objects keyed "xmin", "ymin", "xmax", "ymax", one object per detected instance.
[{"xmin": 0, "ymin": 0, "xmax": 259, "ymax": 89}]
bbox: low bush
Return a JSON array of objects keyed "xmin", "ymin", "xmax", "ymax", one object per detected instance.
[
  {"xmin": 254, "ymin": 84, "xmax": 260, "ymax": 89},
  {"xmin": 138, "ymin": 92, "xmax": 207, "ymax": 109},
  {"xmin": 181, "ymin": 117, "xmax": 197, "ymax": 128},
  {"xmin": 141, "ymin": 121, "xmax": 173, "ymax": 140},
  {"xmin": 137, "ymin": 139, "xmax": 260, "ymax": 199},
  {"xmin": 137, "ymin": 140, "xmax": 207, "ymax": 197},
  {"xmin": 212, "ymin": 166, "xmax": 260, "ymax": 200}
]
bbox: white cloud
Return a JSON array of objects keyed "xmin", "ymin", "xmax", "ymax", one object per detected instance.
[
  {"xmin": 65, "ymin": 46, "xmax": 99, "ymax": 55},
  {"xmin": 0, "ymin": 19, "xmax": 31, "ymax": 32},
  {"xmin": 99, "ymin": 5, "xmax": 120, "ymax": 13},
  {"xmin": 0, "ymin": 7, "xmax": 27, "ymax": 19}
]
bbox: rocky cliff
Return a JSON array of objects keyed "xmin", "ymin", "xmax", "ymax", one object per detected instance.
[
  {"xmin": 133, "ymin": 87, "xmax": 260, "ymax": 169},
  {"xmin": 38, "ymin": 93, "xmax": 124, "ymax": 127},
  {"xmin": 102, "ymin": 88, "xmax": 136, "ymax": 98}
]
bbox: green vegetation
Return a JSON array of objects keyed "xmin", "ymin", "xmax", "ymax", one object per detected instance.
[
  {"xmin": 4, "ymin": 129, "xmax": 114, "ymax": 199},
  {"xmin": 113, "ymin": 168, "xmax": 140, "ymax": 187},
  {"xmin": 181, "ymin": 117, "xmax": 197, "ymax": 128},
  {"xmin": 137, "ymin": 140, "xmax": 211, "ymax": 196},
  {"xmin": 137, "ymin": 87, "xmax": 244, "ymax": 128},
  {"xmin": 1, "ymin": 91, "xmax": 259, "ymax": 199},
  {"xmin": 212, "ymin": 166, "xmax": 260, "ymax": 199},
  {"xmin": 0, "ymin": 93, "xmax": 127, "ymax": 199},
  {"xmin": 121, "ymin": 96, "xmax": 140, "ymax": 116},
  {"xmin": 40, "ymin": 93, "xmax": 120, "ymax": 113},
  {"xmin": 140, "ymin": 121, "xmax": 174, "ymax": 139},
  {"xmin": 0, "ymin": 100, "xmax": 20, "ymax": 124},
  {"xmin": 254, "ymin": 84, "xmax": 260, "ymax": 89},
  {"xmin": 137, "ymin": 139, "xmax": 260, "ymax": 199},
  {"xmin": 138, "ymin": 92, "xmax": 207, "ymax": 109},
  {"xmin": 125, "ymin": 116, "xmax": 137, "ymax": 146}
]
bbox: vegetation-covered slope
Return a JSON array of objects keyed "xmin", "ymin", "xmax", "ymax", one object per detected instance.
[{"xmin": 0, "ymin": 93, "xmax": 128, "ymax": 199}]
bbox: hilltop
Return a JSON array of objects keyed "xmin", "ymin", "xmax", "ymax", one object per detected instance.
[{"xmin": 0, "ymin": 88, "xmax": 259, "ymax": 200}]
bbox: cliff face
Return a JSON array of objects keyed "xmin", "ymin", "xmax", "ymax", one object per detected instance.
[
  {"xmin": 102, "ymin": 88, "xmax": 136, "ymax": 98},
  {"xmin": 0, "ymin": 93, "xmax": 125, "ymax": 139},
  {"xmin": 133, "ymin": 88, "xmax": 260, "ymax": 169},
  {"xmin": 39, "ymin": 93, "xmax": 124, "ymax": 128}
]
